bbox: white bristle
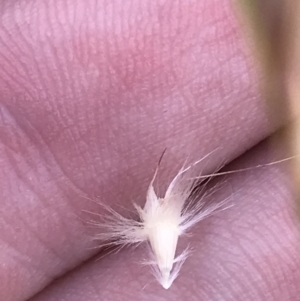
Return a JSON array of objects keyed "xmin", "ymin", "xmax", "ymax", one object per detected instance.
[{"xmin": 93, "ymin": 152, "xmax": 228, "ymax": 289}]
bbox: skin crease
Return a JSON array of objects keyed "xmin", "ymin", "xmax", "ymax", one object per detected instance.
[{"xmin": 0, "ymin": 0, "xmax": 299, "ymax": 300}]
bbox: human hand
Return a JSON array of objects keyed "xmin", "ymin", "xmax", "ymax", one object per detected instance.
[{"xmin": 0, "ymin": 1, "xmax": 299, "ymax": 300}]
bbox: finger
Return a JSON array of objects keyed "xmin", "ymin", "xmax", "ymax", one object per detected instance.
[
  {"xmin": 29, "ymin": 140, "xmax": 300, "ymax": 301},
  {"xmin": 0, "ymin": 0, "xmax": 271, "ymax": 300}
]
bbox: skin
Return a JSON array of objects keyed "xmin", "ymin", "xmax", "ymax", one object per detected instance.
[{"xmin": 0, "ymin": 0, "xmax": 299, "ymax": 300}]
